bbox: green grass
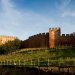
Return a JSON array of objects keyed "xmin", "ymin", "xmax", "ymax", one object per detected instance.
[{"xmin": 0, "ymin": 48, "xmax": 75, "ymax": 66}]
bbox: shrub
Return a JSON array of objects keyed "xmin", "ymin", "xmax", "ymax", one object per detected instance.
[{"xmin": 0, "ymin": 39, "xmax": 21, "ymax": 54}]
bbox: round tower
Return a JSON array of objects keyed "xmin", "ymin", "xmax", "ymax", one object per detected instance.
[{"xmin": 49, "ymin": 27, "xmax": 61, "ymax": 48}]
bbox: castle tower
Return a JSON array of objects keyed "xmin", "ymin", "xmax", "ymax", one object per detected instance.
[{"xmin": 49, "ymin": 27, "xmax": 61, "ymax": 48}]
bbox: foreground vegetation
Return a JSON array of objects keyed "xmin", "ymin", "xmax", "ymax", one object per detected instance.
[
  {"xmin": 0, "ymin": 47, "xmax": 75, "ymax": 66},
  {"xmin": 0, "ymin": 39, "xmax": 21, "ymax": 54}
]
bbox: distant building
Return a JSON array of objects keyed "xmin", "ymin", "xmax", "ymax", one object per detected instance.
[
  {"xmin": 0, "ymin": 35, "xmax": 17, "ymax": 45},
  {"xmin": 21, "ymin": 27, "xmax": 75, "ymax": 48}
]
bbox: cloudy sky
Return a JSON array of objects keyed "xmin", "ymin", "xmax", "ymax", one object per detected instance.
[{"xmin": 0, "ymin": 0, "xmax": 75, "ymax": 40}]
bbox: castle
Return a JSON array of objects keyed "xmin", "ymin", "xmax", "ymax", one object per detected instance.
[
  {"xmin": 0, "ymin": 27, "xmax": 75, "ymax": 48},
  {"xmin": 0, "ymin": 35, "xmax": 17, "ymax": 45},
  {"xmin": 21, "ymin": 27, "xmax": 75, "ymax": 48}
]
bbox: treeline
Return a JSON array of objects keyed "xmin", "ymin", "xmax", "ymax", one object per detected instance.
[{"xmin": 0, "ymin": 39, "xmax": 21, "ymax": 54}]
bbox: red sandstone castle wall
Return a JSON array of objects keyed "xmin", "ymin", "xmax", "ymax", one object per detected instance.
[
  {"xmin": 22, "ymin": 32, "xmax": 49, "ymax": 48},
  {"xmin": 21, "ymin": 27, "xmax": 75, "ymax": 49},
  {"xmin": 60, "ymin": 34, "xmax": 75, "ymax": 47}
]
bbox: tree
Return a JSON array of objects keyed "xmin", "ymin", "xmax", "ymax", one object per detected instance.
[{"xmin": 0, "ymin": 39, "xmax": 21, "ymax": 54}]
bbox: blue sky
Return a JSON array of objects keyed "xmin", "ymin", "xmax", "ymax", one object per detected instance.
[{"xmin": 0, "ymin": 0, "xmax": 75, "ymax": 40}]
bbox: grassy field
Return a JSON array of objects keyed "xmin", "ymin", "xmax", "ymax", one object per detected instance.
[{"xmin": 0, "ymin": 48, "xmax": 75, "ymax": 66}]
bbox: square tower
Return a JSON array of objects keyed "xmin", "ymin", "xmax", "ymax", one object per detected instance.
[{"xmin": 49, "ymin": 27, "xmax": 61, "ymax": 48}]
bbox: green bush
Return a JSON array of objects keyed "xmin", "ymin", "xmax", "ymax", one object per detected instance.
[{"xmin": 0, "ymin": 39, "xmax": 21, "ymax": 54}]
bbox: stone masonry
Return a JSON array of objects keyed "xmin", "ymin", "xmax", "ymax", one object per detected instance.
[
  {"xmin": 21, "ymin": 27, "xmax": 75, "ymax": 48},
  {"xmin": 0, "ymin": 35, "xmax": 17, "ymax": 45}
]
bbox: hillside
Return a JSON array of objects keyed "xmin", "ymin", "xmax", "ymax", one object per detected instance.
[{"xmin": 0, "ymin": 48, "xmax": 75, "ymax": 66}]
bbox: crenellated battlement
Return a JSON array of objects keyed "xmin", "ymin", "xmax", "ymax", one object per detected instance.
[
  {"xmin": 22, "ymin": 32, "xmax": 49, "ymax": 48},
  {"xmin": 61, "ymin": 34, "xmax": 75, "ymax": 37},
  {"xmin": 49, "ymin": 27, "xmax": 60, "ymax": 31},
  {"xmin": 29, "ymin": 32, "xmax": 49, "ymax": 39},
  {"xmin": 21, "ymin": 27, "xmax": 75, "ymax": 48}
]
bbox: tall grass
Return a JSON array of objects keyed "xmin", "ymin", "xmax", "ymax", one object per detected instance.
[{"xmin": 0, "ymin": 48, "xmax": 75, "ymax": 65}]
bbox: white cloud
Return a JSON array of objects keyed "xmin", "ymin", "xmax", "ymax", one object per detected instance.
[
  {"xmin": 62, "ymin": 11, "xmax": 75, "ymax": 17},
  {"xmin": 56, "ymin": 0, "xmax": 75, "ymax": 17},
  {"xmin": 0, "ymin": 0, "xmax": 51, "ymax": 40},
  {"xmin": 56, "ymin": 0, "xmax": 71, "ymax": 11}
]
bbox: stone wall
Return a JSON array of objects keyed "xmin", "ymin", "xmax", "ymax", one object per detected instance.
[
  {"xmin": 21, "ymin": 27, "xmax": 75, "ymax": 48},
  {"xmin": 0, "ymin": 35, "xmax": 17, "ymax": 45},
  {"xmin": 60, "ymin": 34, "xmax": 75, "ymax": 47},
  {"xmin": 21, "ymin": 33, "xmax": 49, "ymax": 48},
  {"xmin": 0, "ymin": 27, "xmax": 75, "ymax": 48}
]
